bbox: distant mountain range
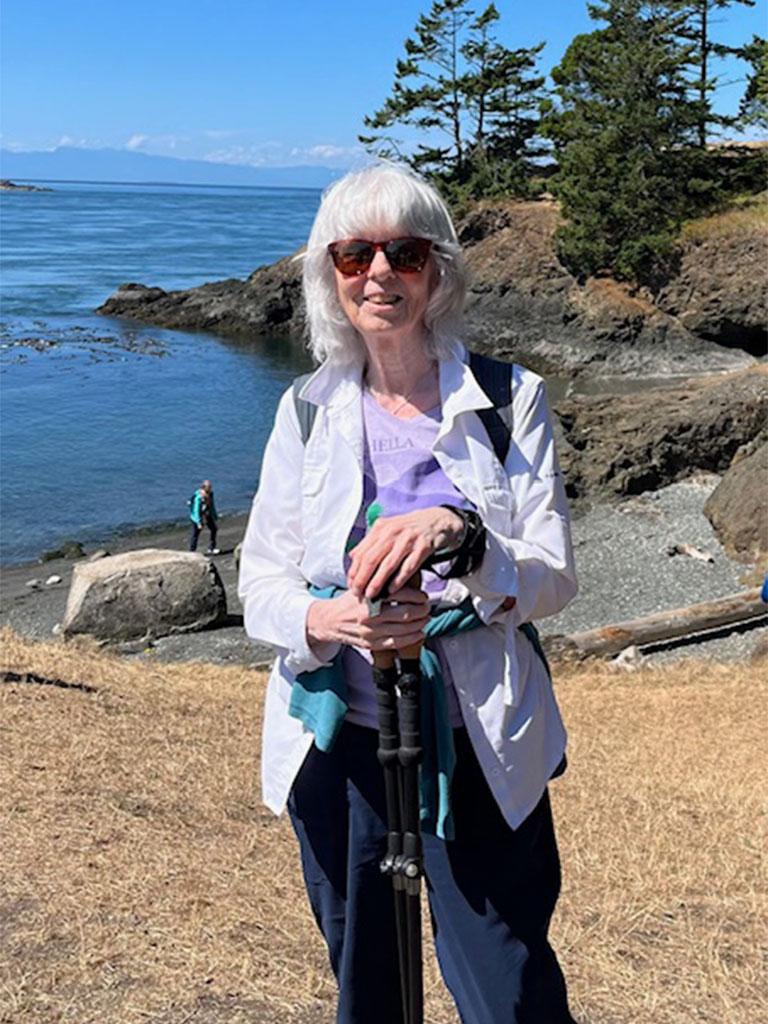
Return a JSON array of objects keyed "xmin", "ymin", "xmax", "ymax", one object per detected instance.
[{"xmin": 0, "ymin": 147, "xmax": 348, "ymax": 189}]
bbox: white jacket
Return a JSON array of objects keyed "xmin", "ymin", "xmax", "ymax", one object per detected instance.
[{"xmin": 238, "ymin": 344, "xmax": 578, "ymax": 829}]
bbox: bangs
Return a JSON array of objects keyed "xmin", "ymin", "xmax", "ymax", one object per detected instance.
[{"xmin": 316, "ymin": 166, "xmax": 456, "ymax": 245}]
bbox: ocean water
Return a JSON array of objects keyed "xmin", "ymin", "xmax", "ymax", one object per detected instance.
[{"xmin": 0, "ymin": 181, "xmax": 319, "ymax": 564}]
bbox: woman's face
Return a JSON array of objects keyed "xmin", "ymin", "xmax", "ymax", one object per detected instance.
[{"xmin": 332, "ymin": 229, "xmax": 435, "ymax": 347}]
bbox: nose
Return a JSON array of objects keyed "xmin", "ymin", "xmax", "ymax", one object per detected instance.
[{"xmin": 366, "ymin": 247, "xmax": 395, "ymax": 278}]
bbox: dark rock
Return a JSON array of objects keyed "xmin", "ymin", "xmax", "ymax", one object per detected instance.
[
  {"xmin": 703, "ymin": 443, "xmax": 768, "ymax": 564},
  {"xmin": 555, "ymin": 367, "xmax": 768, "ymax": 502},
  {"xmin": 0, "ymin": 179, "xmax": 53, "ymax": 193},
  {"xmin": 60, "ymin": 548, "xmax": 227, "ymax": 641},
  {"xmin": 40, "ymin": 540, "xmax": 86, "ymax": 562},
  {"xmin": 656, "ymin": 229, "xmax": 768, "ymax": 357},
  {"xmin": 96, "ymin": 255, "xmax": 304, "ymax": 339}
]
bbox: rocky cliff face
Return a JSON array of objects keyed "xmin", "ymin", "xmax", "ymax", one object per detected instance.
[
  {"xmin": 554, "ymin": 366, "xmax": 768, "ymax": 502},
  {"xmin": 459, "ymin": 199, "xmax": 765, "ymax": 375},
  {"xmin": 97, "ymin": 197, "xmax": 766, "ymax": 377}
]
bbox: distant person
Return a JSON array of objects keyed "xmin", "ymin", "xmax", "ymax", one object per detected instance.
[{"xmin": 189, "ymin": 479, "xmax": 219, "ymax": 554}]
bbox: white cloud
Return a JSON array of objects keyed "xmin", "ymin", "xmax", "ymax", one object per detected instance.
[
  {"xmin": 304, "ymin": 144, "xmax": 356, "ymax": 160},
  {"xmin": 56, "ymin": 135, "xmax": 92, "ymax": 149},
  {"xmin": 205, "ymin": 141, "xmax": 361, "ymax": 168},
  {"xmin": 204, "ymin": 141, "xmax": 284, "ymax": 166},
  {"xmin": 123, "ymin": 133, "xmax": 183, "ymax": 152}
]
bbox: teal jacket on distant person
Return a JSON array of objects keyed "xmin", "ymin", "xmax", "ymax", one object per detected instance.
[{"xmin": 190, "ymin": 490, "xmax": 217, "ymax": 526}]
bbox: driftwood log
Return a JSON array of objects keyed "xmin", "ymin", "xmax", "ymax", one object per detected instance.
[{"xmin": 544, "ymin": 587, "xmax": 767, "ymax": 660}]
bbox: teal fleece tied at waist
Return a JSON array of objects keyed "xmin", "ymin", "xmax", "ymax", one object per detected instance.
[
  {"xmin": 289, "ymin": 586, "xmax": 484, "ymax": 840},
  {"xmin": 289, "ymin": 587, "xmax": 550, "ymax": 840}
]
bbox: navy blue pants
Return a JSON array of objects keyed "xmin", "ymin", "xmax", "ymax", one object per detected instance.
[
  {"xmin": 189, "ymin": 517, "xmax": 217, "ymax": 552},
  {"xmin": 288, "ymin": 723, "xmax": 575, "ymax": 1024}
]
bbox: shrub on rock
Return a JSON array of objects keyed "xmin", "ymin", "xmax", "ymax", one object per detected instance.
[{"xmin": 60, "ymin": 549, "xmax": 227, "ymax": 641}]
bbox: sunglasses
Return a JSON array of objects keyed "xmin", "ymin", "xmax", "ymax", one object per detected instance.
[{"xmin": 327, "ymin": 236, "xmax": 433, "ymax": 276}]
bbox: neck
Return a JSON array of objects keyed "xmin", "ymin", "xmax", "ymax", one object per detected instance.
[{"xmin": 363, "ymin": 336, "xmax": 434, "ymax": 397}]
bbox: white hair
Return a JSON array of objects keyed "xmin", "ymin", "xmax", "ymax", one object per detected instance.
[{"xmin": 301, "ymin": 163, "xmax": 467, "ymax": 366}]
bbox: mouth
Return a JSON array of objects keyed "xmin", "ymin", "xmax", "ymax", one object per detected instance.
[{"xmin": 363, "ymin": 295, "xmax": 402, "ymax": 307}]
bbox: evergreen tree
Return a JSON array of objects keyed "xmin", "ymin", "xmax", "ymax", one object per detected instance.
[
  {"xmin": 480, "ymin": 40, "xmax": 549, "ymax": 195},
  {"xmin": 360, "ymin": 0, "xmax": 549, "ymax": 199},
  {"xmin": 670, "ymin": 0, "xmax": 756, "ymax": 147},
  {"xmin": 543, "ymin": 1, "xmax": 701, "ymax": 283},
  {"xmin": 739, "ymin": 34, "xmax": 768, "ymax": 129},
  {"xmin": 359, "ymin": 0, "xmax": 475, "ymax": 178}
]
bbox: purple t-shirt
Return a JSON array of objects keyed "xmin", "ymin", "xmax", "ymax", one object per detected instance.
[{"xmin": 343, "ymin": 392, "xmax": 473, "ymax": 729}]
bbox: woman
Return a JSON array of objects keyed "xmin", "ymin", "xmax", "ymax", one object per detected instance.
[
  {"xmin": 238, "ymin": 164, "xmax": 578, "ymax": 1024},
  {"xmin": 189, "ymin": 479, "xmax": 219, "ymax": 554}
]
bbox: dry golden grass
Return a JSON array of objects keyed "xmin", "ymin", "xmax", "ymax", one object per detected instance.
[
  {"xmin": 1, "ymin": 627, "xmax": 766, "ymax": 1024},
  {"xmin": 681, "ymin": 191, "xmax": 768, "ymax": 240}
]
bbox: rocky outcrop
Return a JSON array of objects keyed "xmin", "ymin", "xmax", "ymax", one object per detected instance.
[
  {"xmin": 655, "ymin": 222, "xmax": 767, "ymax": 357},
  {"xmin": 96, "ymin": 198, "xmax": 766, "ymax": 377},
  {"xmin": 461, "ymin": 199, "xmax": 763, "ymax": 375},
  {"xmin": 97, "ymin": 254, "xmax": 302, "ymax": 338},
  {"xmin": 0, "ymin": 179, "xmax": 53, "ymax": 192},
  {"xmin": 60, "ymin": 549, "xmax": 227, "ymax": 641},
  {"xmin": 554, "ymin": 366, "xmax": 768, "ymax": 502},
  {"xmin": 703, "ymin": 443, "xmax": 768, "ymax": 564}
]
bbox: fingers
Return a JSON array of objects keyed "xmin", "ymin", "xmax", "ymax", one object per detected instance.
[
  {"xmin": 349, "ymin": 529, "xmax": 429, "ymax": 599},
  {"xmin": 347, "ymin": 507, "xmax": 462, "ymax": 599},
  {"xmin": 367, "ymin": 630, "xmax": 427, "ymax": 652},
  {"xmin": 374, "ymin": 596, "xmax": 428, "ymax": 623}
]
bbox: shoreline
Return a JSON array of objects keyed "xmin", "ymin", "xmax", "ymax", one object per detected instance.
[
  {"xmin": 2, "ymin": 480, "xmax": 766, "ymax": 670},
  {"xmin": 0, "ymin": 511, "xmax": 274, "ymax": 668},
  {"xmin": 0, "ymin": 509, "xmax": 252, "ymax": 572}
]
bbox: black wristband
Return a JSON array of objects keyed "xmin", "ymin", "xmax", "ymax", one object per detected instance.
[{"xmin": 429, "ymin": 505, "xmax": 486, "ymax": 579}]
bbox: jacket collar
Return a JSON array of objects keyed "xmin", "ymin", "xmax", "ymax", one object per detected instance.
[
  {"xmin": 298, "ymin": 357, "xmax": 363, "ymax": 415},
  {"xmin": 298, "ymin": 341, "xmax": 494, "ymax": 425}
]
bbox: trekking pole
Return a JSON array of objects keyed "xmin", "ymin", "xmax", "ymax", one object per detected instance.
[
  {"xmin": 394, "ymin": 639, "xmax": 424, "ymax": 1024},
  {"xmin": 373, "ymin": 623, "xmax": 425, "ymax": 1024},
  {"xmin": 373, "ymin": 650, "xmax": 413, "ymax": 1024}
]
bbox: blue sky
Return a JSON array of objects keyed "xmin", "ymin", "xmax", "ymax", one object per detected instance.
[{"xmin": 2, "ymin": 0, "xmax": 765, "ymax": 167}]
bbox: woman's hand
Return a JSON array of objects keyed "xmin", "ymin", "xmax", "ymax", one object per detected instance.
[
  {"xmin": 306, "ymin": 585, "xmax": 430, "ymax": 652},
  {"xmin": 347, "ymin": 506, "xmax": 464, "ymax": 601}
]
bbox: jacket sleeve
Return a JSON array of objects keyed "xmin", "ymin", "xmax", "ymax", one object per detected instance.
[
  {"xmin": 237, "ymin": 387, "xmax": 336, "ymax": 675},
  {"xmin": 465, "ymin": 372, "xmax": 578, "ymax": 625},
  {"xmin": 191, "ymin": 493, "xmax": 202, "ymax": 525}
]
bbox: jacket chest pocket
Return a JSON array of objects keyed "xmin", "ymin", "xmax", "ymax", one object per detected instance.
[
  {"xmin": 301, "ymin": 464, "xmax": 328, "ymax": 499},
  {"xmin": 482, "ymin": 485, "xmax": 515, "ymax": 534}
]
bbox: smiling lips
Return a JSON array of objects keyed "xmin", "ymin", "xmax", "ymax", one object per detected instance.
[{"xmin": 364, "ymin": 294, "xmax": 402, "ymax": 305}]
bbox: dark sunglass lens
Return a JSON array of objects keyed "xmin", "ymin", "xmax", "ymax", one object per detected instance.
[
  {"xmin": 386, "ymin": 238, "xmax": 431, "ymax": 272},
  {"xmin": 331, "ymin": 241, "xmax": 374, "ymax": 274}
]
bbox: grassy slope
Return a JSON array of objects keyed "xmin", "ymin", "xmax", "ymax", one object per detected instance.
[
  {"xmin": 681, "ymin": 190, "xmax": 768, "ymax": 241},
  {"xmin": 1, "ymin": 630, "xmax": 766, "ymax": 1024}
]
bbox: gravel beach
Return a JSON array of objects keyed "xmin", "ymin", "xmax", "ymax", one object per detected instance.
[
  {"xmin": 1, "ymin": 479, "xmax": 765, "ymax": 668},
  {"xmin": 545, "ymin": 476, "xmax": 767, "ymax": 665}
]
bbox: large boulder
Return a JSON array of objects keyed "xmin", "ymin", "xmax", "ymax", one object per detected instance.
[
  {"xmin": 60, "ymin": 549, "xmax": 227, "ymax": 641},
  {"xmin": 704, "ymin": 443, "xmax": 768, "ymax": 564}
]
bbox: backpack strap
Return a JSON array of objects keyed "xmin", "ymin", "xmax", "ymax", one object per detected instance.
[
  {"xmin": 292, "ymin": 372, "xmax": 317, "ymax": 445},
  {"xmin": 291, "ymin": 352, "xmax": 513, "ymax": 459},
  {"xmin": 468, "ymin": 350, "xmax": 514, "ymax": 466}
]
